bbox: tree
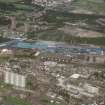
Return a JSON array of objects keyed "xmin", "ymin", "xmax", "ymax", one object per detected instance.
[{"xmin": 23, "ymin": 0, "xmax": 32, "ymax": 4}]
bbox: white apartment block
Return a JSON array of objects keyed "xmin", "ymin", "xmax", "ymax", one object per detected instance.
[{"xmin": 4, "ymin": 71, "xmax": 26, "ymax": 88}]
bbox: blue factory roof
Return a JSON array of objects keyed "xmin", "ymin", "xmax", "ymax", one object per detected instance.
[{"xmin": 0, "ymin": 39, "xmax": 104, "ymax": 55}]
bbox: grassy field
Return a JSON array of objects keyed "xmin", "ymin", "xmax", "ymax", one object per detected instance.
[
  {"xmin": 27, "ymin": 30, "xmax": 105, "ymax": 45},
  {"xmin": 3, "ymin": 96, "xmax": 32, "ymax": 105},
  {"xmin": 71, "ymin": 0, "xmax": 105, "ymax": 14}
]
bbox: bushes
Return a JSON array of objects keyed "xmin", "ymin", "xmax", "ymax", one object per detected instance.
[
  {"xmin": 0, "ymin": 37, "xmax": 10, "ymax": 43},
  {"xmin": 3, "ymin": 96, "xmax": 32, "ymax": 105},
  {"xmin": 26, "ymin": 31, "xmax": 105, "ymax": 45}
]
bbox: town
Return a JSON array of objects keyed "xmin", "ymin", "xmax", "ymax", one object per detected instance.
[
  {"xmin": 0, "ymin": 0, "xmax": 105, "ymax": 105},
  {"xmin": 0, "ymin": 39, "xmax": 104, "ymax": 105}
]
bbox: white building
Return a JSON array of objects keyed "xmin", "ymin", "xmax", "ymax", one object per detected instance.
[
  {"xmin": 83, "ymin": 83, "xmax": 99, "ymax": 95},
  {"xmin": 4, "ymin": 71, "xmax": 26, "ymax": 88},
  {"xmin": 1, "ymin": 49, "xmax": 13, "ymax": 55}
]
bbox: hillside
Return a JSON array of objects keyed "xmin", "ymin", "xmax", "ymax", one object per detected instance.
[
  {"xmin": 70, "ymin": 0, "xmax": 105, "ymax": 15},
  {"xmin": 0, "ymin": 0, "xmax": 105, "ymax": 45}
]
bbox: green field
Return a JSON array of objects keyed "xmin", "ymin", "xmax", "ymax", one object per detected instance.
[
  {"xmin": 3, "ymin": 96, "xmax": 32, "ymax": 105},
  {"xmin": 71, "ymin": 0, "xmax": 105, "ymax": 14}
]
